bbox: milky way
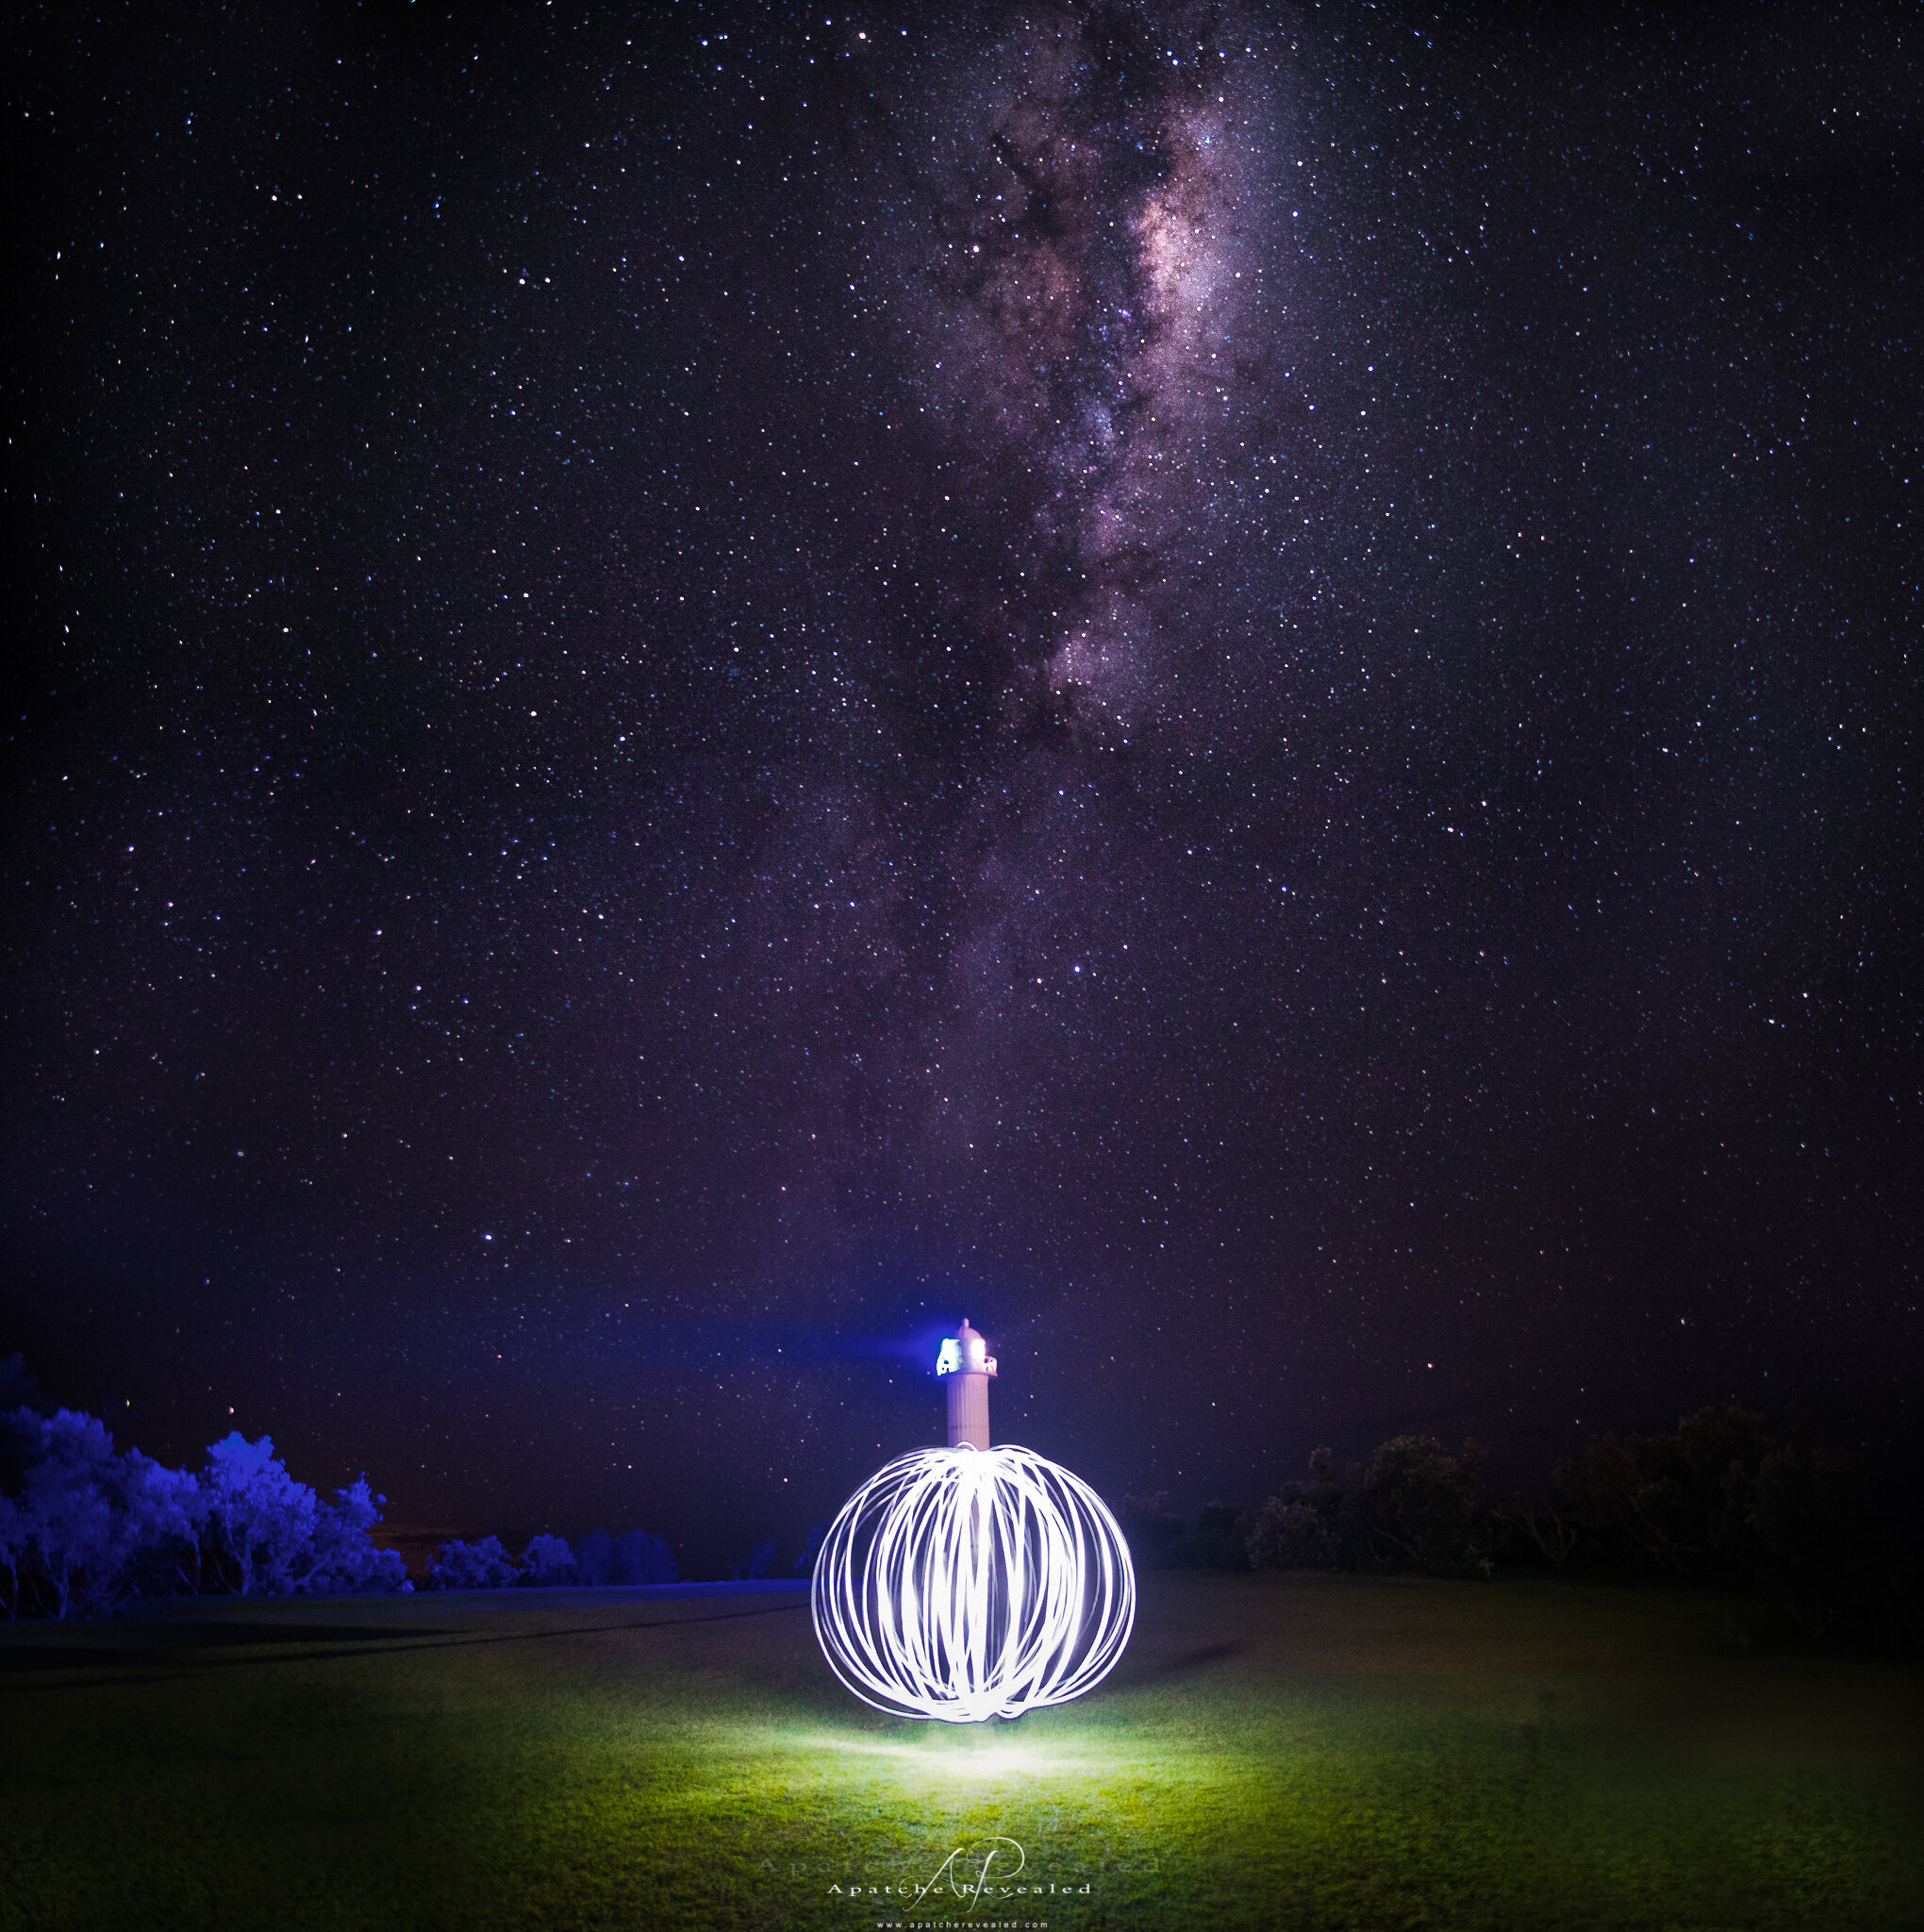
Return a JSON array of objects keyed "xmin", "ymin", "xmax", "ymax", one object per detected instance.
[
  {"xmin": 884, "ymin": 8, "xmax": 1286, "ymax": 729},
  {"xmin": 8, "ymin": 2, "xmax": 1918, "ymax": 1568}
]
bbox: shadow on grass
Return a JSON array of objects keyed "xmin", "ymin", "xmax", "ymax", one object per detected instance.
[
  {"xmin": 0, "ymin": 1599, "xmax": 813, "ymax": 1691},
  {"xmin": 1115, "ymin": 1638, "xmax": 1247, "ymax": 1686}
]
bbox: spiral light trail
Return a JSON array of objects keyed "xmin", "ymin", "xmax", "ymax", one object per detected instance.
[{"xmin": 811, "ymin": 1442, "xmax": 1136, "ymax": 1723}]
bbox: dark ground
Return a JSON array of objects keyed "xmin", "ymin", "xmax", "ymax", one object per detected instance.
[{"xmin": 5, "ymin": 1572, "xmax": 1921, "ymax": 1930}]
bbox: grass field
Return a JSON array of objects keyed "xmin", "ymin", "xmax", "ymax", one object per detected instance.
[{"xmin": 4, "ymin": 1572, "xmax": 1920, "ymax": 1931}]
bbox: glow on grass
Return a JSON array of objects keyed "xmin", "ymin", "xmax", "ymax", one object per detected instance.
[
  {"xmin": 793, "ymin": 1734, "xmax": 1077, "ymax": 1778},
  {"xmin": 811, "ymin": 1442, "xmax": 1136, "ymax": 1724}
]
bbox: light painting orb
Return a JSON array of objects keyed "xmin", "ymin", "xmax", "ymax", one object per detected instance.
[{"xmin": 811, "ymin": 1442, "xmax": 1136, "ymax": 1723}]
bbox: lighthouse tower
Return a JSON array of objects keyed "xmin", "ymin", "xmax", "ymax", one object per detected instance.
[{"xmin": 936, "ymin": 1317, "xmax": 997, "ymax": 1450}]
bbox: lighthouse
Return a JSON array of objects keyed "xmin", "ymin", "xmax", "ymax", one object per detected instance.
[
  {"xmin": 813, "ymin": 1314, "xmax": 1137, "ymax": 1721},
  {"xmin": 935, "ymin": 1316, "xmax": 997, "ymax": 1449}
]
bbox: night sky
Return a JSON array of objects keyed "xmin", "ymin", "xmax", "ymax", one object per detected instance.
[{"xmin": 8, "ymin": 1, "xmax": 1919, "ymax": 1576}]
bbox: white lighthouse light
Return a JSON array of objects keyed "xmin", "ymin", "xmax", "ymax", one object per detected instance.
[
  {"xmin": 936, "ymin": 1315, "xmax": 997, "ymax": 1450},
  {"xmin": 811, "ymin": 1318, "xmax": 1136, "ymax": 1723}
]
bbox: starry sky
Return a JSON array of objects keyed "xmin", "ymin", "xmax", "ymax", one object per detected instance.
[{"xmin": 8, "ymin": 1, "xmax": 1919, "ymax": 1575}]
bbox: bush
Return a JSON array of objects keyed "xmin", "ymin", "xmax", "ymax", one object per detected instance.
[
  {"xmin": 427, "ymin": 1536, "xmax": 520, "ymax": 1591},
  {"xmin": 1555, "ymin": 1404, "xmax": 1772, "ymax": 1583},
  {"xmin": 519, "ymin": 1533, "xmax": 578, "ymax": 1585},
  {"xmin": 572, "ymin": 1527, "xmax": 676, "ymax": 1586},
  {"xmin": 1362, "ymin": 1436, "xmax": 1490, "ymax": 1577},
  {"xmin": 1248, "ymin": 1440, "xmax": 1489, "ymax": 1578},
  {"xmin": 0, "ymin": 1407, "xmax": 408, "ymax": 1617},
  {"xmin": 1160, "ymin": 1502, "xmax": 1254, "ymax": 1572},
  {"xmin": 1247, "ymin": 1446, "xmax": 1360, "ymax": 1573},
  {"xmin": 201, "ymin": 1432, "xmax": 318, "ymax": 1597},
  {"xmin": 793, "ymin": 1520, "xmax": 831, "ymax": 1579},
  {"xmin": 729, "ymin": 1539, "xmax": 776, "ymax": 1581},
  {"xmin": 6, "ymin": 1410, "xmax": 182, "ymax": 1617},
  {"xmin": 1551, "ymin": 1407, "xmax": 1917, "ymax": 1646},
  {"xmin": 1116, "ymin": 1491, "xmax": 1186, "ymax": 1566},
  {"xmin": 303, "ymin": 1480, "xmax": 411, "ymax": 1595},
  {"xmin": 1248, "ymin": 1496, "xmax": 1341, "ymax": 1572}
]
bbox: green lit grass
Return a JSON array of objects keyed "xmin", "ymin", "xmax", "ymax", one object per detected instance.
[{"xmin": 5, "ymin": 1573, "xmax": 1920, "ymax": 1930}]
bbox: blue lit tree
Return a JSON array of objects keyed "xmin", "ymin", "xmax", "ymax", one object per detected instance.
[
  {"xmin": 200, "ymin": 1432, "xmax": 323, "ymax": 1596},
  {"xmin": 519, "ymin": 1533, "xmax": 578, "ymax": 1584},
  {"xmin": 427, "ymin": 1536, "xmax": 519, "ymax": 1589},
  {"xmin": 304, "ymin": 1478, "xmax": 410, "ymax": 1595}
]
